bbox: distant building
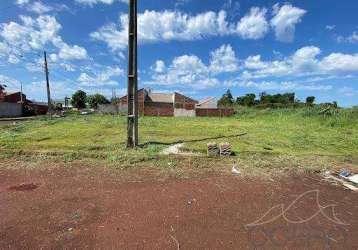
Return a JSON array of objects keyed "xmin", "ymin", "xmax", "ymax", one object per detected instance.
[
  {"xmin": 3, "ymin": 92, "xmax": 26, "ymax": 103},
  {"xmin": 0, "ymin": 85, "xmax": 5, "ymax": 102},
  {"xmin": 27, "ymin": 101, "xmax": 49, "ymax": 115},
  {"xmin": 117, "ymin": 89, "xmax": 198, "ymax": 117},
  {"xmin": 116, "ymin": 89, "xmax": 234, "ymax": 117}
]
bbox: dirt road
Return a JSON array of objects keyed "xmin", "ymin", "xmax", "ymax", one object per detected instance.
[{"xmin": 0, "ymin": 164, "xmax": 357, "ymax": 249}]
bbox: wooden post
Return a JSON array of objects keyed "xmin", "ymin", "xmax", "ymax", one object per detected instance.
[{"xmin": 127, "ymin": 0, "xmax": 138, "ymax": 148}]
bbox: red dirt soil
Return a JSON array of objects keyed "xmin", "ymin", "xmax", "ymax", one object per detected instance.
[{"xmin": 0, "ymin": 164, "xmax": 357, "ymax": 249}]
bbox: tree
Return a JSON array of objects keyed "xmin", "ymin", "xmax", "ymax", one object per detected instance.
[
  {"xmin": 218, "ymin": 89, "xmax": 234, "ymax": 107},
  {"xmin": 87, "ymin": 94, "xmax": 110, "ymax": 109},
  {"xmin": 236, "ymin": 94, "xmax": 256, "ymax": 106},
  {"xmin": 306, "ymin": 96, "xmax": 315, "ymax": 105},
  {"xmin": 71, "ymin": 90, "xmax": 87, "ymax": 109}
]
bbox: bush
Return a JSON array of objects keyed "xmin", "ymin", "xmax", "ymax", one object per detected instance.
[
  {"xmin": 87, "ymin": 94, "xmax": 110, "ymax": 109},
  {"xmin": 22, "ymin": 104, "xmax": 36, "ymax": 116}
]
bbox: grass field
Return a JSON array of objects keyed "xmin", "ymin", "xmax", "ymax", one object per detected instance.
[{"xmin": 0, "ymin": 107, "xmax": 357, "ymax": 171}]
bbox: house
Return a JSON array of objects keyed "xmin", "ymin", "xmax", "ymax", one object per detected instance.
[
  {"xmin": 3, "ymin": 92, "xmax": 26, "ymax": 103},
  {"xmin": 195, "ymin": 97, "xmax": 235, "ymax": 117},
  {"xmin": 116, "ymin": 88, "xmax": 235, "ymax": 117},
  {"xmin": 0, "ymin": 85, "xmax": 5, "ymax": 102},
  {"xmin": 117, "ymin": 89, "xmax": 198, "ymax": 117},
  {"xmin": 27, "ymin": 101, "xmax": 49, "ymax": 115}
]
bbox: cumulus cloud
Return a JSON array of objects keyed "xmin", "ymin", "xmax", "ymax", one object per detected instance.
[
  {"xmin": 271, "ymin": 3, "xmax": 306, "ymax": 42},
  {"xmin": 148, "ymin": 54, "xmax": 216, "ymax": 90},
  {"xmin": 92, "ymin": 4, "xmax": 306, "ymax": 52},
  {"xmin": 16, "ymin": 0, "xmax": 69, "ymax": 14},
  {"xmin": 337, "ymin": 31, "xmax": 358, "ymax": 43},
  {"xmin": 209, "ymin": 44, "xmax": 239, "ymax": 73},
  {"xmin": 153, "ymin": 60, "xmax": 166, "ymax": 73},
  {"xmin": 236, "ymin": 7, "xmax": 269, "ymax": 40},
  {"xmin": 77, "ymin": 66, "xmax": 124, "ymax": 86},
  {"xmin": 243, "ymin": 46, "xmax": 358, "ymax": 79},
  {"xmin": 149, "ymin": 44, "xmax": 237, "ymax": 89},
  {"xmin": 0, "ymin": 15, "xmax": 88, "ymax": 63},
  {"xmin": 91, "ymin": 10, "xmax": 232, "ymax": 51},
  {"xmin": 148, "ymin": 44, "xmax": 358, "ymax": 92},
  {"xmin": 27, "ymin": 1, "xmax": 53, "ymax": 14}
]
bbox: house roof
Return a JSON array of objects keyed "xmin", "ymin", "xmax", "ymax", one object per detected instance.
[
  {"xmin": 147, "ymin": 93, "xmax": 174, "ymax": 103},
  {"xmin": 197, "ymin": 97, "xmax": 215, "ymax": 106},
  {"xmin": 5, "ymin": 91, "xmax": 21, "ymax": 96}
]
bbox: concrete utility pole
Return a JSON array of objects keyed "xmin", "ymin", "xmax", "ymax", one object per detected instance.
[
  {"xmin": 43, "ymin": 51, "xmax": 52, "ymax": 114},
  {"xmin": 20, "ymin": 81, "xmax": 23, "ymax": 103},
  {"xmin": 127, "ymin": 0, "xmax": 138, "ymax": 148}
]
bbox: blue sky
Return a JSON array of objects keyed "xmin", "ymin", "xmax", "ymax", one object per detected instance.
[{"xmin": 0, "ymin": 0, "xmax": 357, "ymax": 106}]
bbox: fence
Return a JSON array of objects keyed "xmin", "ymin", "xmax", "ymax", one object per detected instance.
[
  {"xmin": 97, "ymin": 104, "xmax": 127, "ymax": 115},
  {"xmin": 174, "ymin": 108, "xmax": 196, "ymax": 117},
  {"xmin": 196, "ymin": 108, "xmax": 235, "ymax": 117},
  {"xmin": 0, "ymin": 102, "xmax": 22, "ymax": 118}
]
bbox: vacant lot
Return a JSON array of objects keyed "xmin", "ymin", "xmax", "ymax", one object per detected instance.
[
  {"xmin": 0, "ymin": 107, "xmax": 357, "ymax": 171},
  {"xmin": 1, "ymin": 108, "xmax": 357, "ymax": 249}
]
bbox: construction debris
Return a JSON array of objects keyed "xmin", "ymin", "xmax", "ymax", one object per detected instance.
[
  {"xmin": 219, "ymin": 143, "xmax": 232, "ymax": 156},
  {"xmin": 348, "ymin": 174, "xmax": 358, "ymax": 185},
  {"xmin": 339, "ymin": 169, "xmax": 350, "ymax": 178},
  {"xmin": 207, "ymin": 142, "xmax": 219, "ymax": 156},
  {"xmin": 232, "ymin": 163, "xmax": 240, "ymax": 175},
  {"xmin": 325, "ymin": 174, "xmax": 358, "ymax": 192}
]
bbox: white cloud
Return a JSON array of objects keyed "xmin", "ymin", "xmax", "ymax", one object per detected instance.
[
  {"xmin": 337, "ymin": 31, "xmax": 358, "ymax": 43},
  {"xmin": 243, "ymin": 46, "xmax": 358, "ymax": 79},
  {"xmin": 228, "ymin": 80, "xmax": 332, "ymax": 91},
  {"xmin": 58, "ymin": 44, "xmax": 88, "ymax": 60},
  {"xmin": 148, "ymin": 54, "xmax": 217, "ymax": 90},
  {"xmin": 16, "ymin": 0, "xmax": 30, "ymax": 5},
  {"xmin": 91, "ymin": 10, "xmax": 233, "ymax": 51},
  {"xmin": 348, "ymin": 31, "xmax": 358, "ymax": 43},
  {"xmin": 92, "ymin": 4, "xmax": 307, "ymax": 51},
  {"xmin": 27, "ymin": 1, "xmax": 53, "ymax": 14},
  {"xmin": 0, "ymin": 74, "xmax": 20, "ymax": 90},
  {"xmin": 0, "ymin": 15, "xmax": 88, "ymax": 63},
  {"xmin": 149, "ymin": 44, "xmax": 239, "ymax": 90},
  {"xmin": 209, "ymin": 44, "xmax": 239, "ymax": 73},
  {"xmin": 149, "ymin": 44, "xmax": 358, "ymax": 92},
  {"xmin": 16, "ymin": 0, "xmax": 69, "ymax": 14},
  {"xmin": 153, "ymin": 60, "xmax": 166, "ymax": 73},
  {"xmin": 236, "ymin": 7, "xmax": 269, "ymax": 40},
  {"xmin": 271, "ymin": 4, "xmax": 306, "ymax": 42},
  {"xmin": 325, "ymin": 25, "xmax": 336, "ymax": 31},
  {"xmin": 77, "ymin": 66, "xmax": 124, "ymax": 86},
  {"xmin": 75, "ymin": 0, "xmax": 128, "ymax": 7},
  {"xmin": 320, "ymin": 53, "xmax": 358, "ymax": 73}
]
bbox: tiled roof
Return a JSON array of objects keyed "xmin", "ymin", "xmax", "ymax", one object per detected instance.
[
  {"xmin": 197, "ymin": 97, "xmax": 215, "ymax": 106},
  {"xmin": 148, "ymin": 93, "xmax": 174, "ymax": 103}
]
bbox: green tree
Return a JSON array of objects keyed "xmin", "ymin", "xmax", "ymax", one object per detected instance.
[
  {"xmin": 218, "ymin": 89, "xmax": 234, "ymax": 107},
  {"xmin": 306, "ymin": 96, "xmax": 315, "ymax": 105},
  {"xmin": 236, "ymin": 94, "xmax": 256, "ymax": 106},
  {"xmin": 71, "ymin": 90, "xmax": 87, "ymax": 109},
  {"xmin": 87, "ymin": 94, "xmax": 110, "ymax": 109}
]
